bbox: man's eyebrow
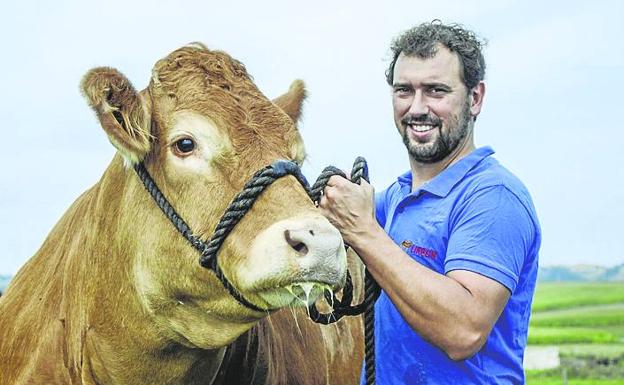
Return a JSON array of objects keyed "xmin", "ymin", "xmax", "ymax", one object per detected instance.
[
  {"xmin": 392, "ymin": 82, "xmax": 413, "ymax": 89},
  {"xmin": 423, "ymin": 82, "xmax": 452, "ymax": 89}
]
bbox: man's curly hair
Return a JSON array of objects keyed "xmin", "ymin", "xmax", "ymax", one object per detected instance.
[{"xmin": 386, "ymin": 20, "xmax": 487, "ymax": 89}]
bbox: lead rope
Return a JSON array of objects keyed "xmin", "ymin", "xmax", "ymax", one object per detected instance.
[
  {"xmin": 307, "ymin": 157, "xmax": 381, "ymax": 385},
  {"xmin": 134, "ymin": 157, "xmax": 380, "ymax": 385}
]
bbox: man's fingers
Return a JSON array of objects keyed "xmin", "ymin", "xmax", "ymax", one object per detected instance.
[
  {"xmin": 326, "ymin": 175, "xmax": 345, "ymax": 187},
  {"xmin": 322, "ymin": 185, "xmax": 336, "ymax": 201},
  {"xmin": 360, "ymin": 178, "xmax": 374, "ymax": 193},
  {"xmin": 318, "ymin": 195, "xmax": 338, "ymax": 227},
  {"xmin": 319, "ymin": 193, "xmax": 328, "ymax": 208}
]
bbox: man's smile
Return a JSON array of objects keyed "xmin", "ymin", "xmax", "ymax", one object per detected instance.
[
  {"xmin": 407, "ymin": 123, "xmax": 438, "ymax": 133},
  {"xmin": 406, "ymin": 123, "xmax": 439, "ymax": 141}
]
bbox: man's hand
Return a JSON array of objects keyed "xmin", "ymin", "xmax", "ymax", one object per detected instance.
[
  {"xmin": 318, "ymin": 175, "xmax": 377, "ymax": 247},
  {"xmin": 317, "ymin": 175, "xmax": 511, "ymax": 361}
]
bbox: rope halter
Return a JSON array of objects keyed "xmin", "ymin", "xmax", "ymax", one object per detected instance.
[{"xmin": 134, "ymin": 157, "xmax": 380, "ymax": 384}]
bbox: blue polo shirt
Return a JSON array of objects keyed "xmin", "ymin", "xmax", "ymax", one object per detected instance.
[{"xmin": 365, "ymin": 146, "xmax": 541, "ymax": 385}]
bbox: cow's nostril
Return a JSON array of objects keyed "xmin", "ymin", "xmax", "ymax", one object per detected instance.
[
  {"xmin": 293, "ymin": 242, "xmax": 308, "ymax": 255},
  {"xmin": 284, "ymin": 229, "xmax": 309, "ymax": 256}
]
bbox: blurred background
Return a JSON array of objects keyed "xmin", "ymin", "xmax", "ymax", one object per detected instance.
[{"xmin": 1, "ymin": 1, "xmax": 622, "ymax": 383}]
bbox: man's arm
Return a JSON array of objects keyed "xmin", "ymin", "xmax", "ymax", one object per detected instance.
[
  {"xmin": 354, "ymin": 225, "xmax": 509, "ymax": 360},
  {"xmin": 319, "ymin": 176, "xmax": 511, "ymax": 360}
]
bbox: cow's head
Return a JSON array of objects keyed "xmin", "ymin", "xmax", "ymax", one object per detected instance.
[{"xmin": 81, "ymin": 43, "xmax": 346, "ymax": 348}]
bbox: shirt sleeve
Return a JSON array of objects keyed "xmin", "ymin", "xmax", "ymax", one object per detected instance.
[
  {"xmin": 444, "ymin": 185, "xmax": 536, "ymax": 293},
  {"xmin": 375, "ymin": 189, "xmax": 388, "ymax": 228}
]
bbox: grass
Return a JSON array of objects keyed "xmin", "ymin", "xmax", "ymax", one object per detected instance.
[
  {"xmin": 526, "ymin": 353, "xmax": 624, "ymax": 384},
  {"xmin": 527, "ymin": 376, "xmax": 624, "ymax": 385},
  {"xmin": 559, "ymin": 344, "xmax": 624, "ymax": 359},
  {"xmin": 529, "ymin": 290, "xmax": 624, "ymax": 345},
  {"xmin": 600, "ymin": 325, "xmax": 624, "ymax": 341},
  {"xmin": 530, "ymin": 304, "xmax": 624, "ymax": 328},
  {"xmin": 531, "ymin": 282, "xmax": 624, "ymax": 312},
  {"xmin": 528, "ymin": 327, "xmax": 618, "ymax": 345},
  {"xmin": 526, "ymin": 282, "xmax": 624, "ymax": 383}
]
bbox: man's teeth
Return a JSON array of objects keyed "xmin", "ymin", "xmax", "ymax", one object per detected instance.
[{"xmin": 409, "ymin": 124, "xmax": 436, "ymax": 132}]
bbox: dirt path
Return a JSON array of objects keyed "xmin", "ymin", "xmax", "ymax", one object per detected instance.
[{"xmin": 524, "ymin": 346, "xmax": 560, "ymax": 370}]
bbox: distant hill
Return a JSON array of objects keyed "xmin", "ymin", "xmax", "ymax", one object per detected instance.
[
  {"xmin": 0, "ymin": 275, "xmax": 11, "ymax": 293},
  {"xmin": 539, "ymin": 263, "xmax": 624, "ymax": 282}
]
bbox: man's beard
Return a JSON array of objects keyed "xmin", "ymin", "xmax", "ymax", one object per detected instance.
[{"xmin": 400, "ymin": 99, "xmax": 472, "ymax": 164}]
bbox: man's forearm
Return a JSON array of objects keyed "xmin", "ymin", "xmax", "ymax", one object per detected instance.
[
  {"xmin": 317, "ymin": 176, "xmax": 508, "ymax": 359},
  {"xmin": 351, "ymin": 224, "xmax": 494, "ymax": 360}
]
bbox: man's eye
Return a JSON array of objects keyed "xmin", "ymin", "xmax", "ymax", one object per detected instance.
[
  {"xmin": 173, "ymin": 138, "xmax": 196, "ymax": 155},
  {"xmin": 429, "ymin": 87, "xmax": 447, "ymax": 95}
]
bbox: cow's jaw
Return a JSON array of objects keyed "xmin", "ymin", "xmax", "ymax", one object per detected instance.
[
  {"xmin": 256, "ymin": 281, "xmax": 334, "ymax": 308},
  {"xmin": 230, "ymin": 215, "xmax": 347, "ymax": 310}
]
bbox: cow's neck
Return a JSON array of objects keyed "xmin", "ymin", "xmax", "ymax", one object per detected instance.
[
  {"xmin": 0, "ymin": 155, "xmax": 229, "ymax": 384},
  {"xmin": 78, "ymin": 156, "xmax": 235, "ymax": 384}
]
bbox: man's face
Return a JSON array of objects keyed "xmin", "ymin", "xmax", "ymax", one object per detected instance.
[{"xmin": 392, "ymin": 46, "xmax": 477, "ymax": 164}]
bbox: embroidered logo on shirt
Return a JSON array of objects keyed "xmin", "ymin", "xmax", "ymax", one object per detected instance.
[{"xmin": 401, "ymin": 240, "xmax": 438, "ymax": 260}]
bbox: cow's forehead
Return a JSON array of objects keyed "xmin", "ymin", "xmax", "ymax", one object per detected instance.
[
  {"xmin": 148, "ymin": 45, "xmax": 301, "ymax": 174},
  {"xmin": 151, "ymin": 46, "xmax": 253, "ymax": 95},
  {"xmin": 150, "ymin": 46, "xmax": 289, "ymax": 126}
]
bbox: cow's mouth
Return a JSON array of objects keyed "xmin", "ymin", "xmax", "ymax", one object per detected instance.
[{"xmin": 256, "ymin": 281, "xmax": 333, "ymax": 309}]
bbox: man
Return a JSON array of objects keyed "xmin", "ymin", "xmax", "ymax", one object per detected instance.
[{"xmin": 319, "ymin": 21, "xmax": 541, "ymax": 384}]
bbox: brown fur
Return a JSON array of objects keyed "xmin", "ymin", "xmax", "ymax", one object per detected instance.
[{"xmin": 0, "ymin": 44, "xmax": 363, "ymax": 384}]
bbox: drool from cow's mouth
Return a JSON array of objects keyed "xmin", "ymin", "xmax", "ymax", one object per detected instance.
[{"xmin": 257, "ymin": 281, "xmax": 333, "ymax": 308}]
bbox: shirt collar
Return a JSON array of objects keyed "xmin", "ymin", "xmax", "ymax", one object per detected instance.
[{"xmin": 396, "ymin": 146, "xmax": 495, "ymax": 197}]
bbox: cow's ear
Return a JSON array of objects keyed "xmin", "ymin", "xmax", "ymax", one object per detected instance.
[
  {"xmin": 81, "ymin": 67, "xmax": 152, "ymax": 165},
  {"xmin": 273, "ymin": 79, "xmax": 306, "ymax": 123}
]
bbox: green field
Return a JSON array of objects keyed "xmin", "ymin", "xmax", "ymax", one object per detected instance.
[
  {"xmin": 526, "ymin": 375, "xmax": 624, "ymax": 385},
  {"xmin": 529, "ymin": 303, "xmax": 624, "ymax": 345},
  {"xmin": 558, "ymin": 344, "xmax": 624, "ymax": 358},
  {"xmin": 531, "ymin": 282, "xmax": 624, "ymax": 312},
  {"xmin": 528, "ymin": 326, "xmax": 618, "ymax": 345},
  {"xmin": 527, "ymin": 282, "xmax": 624, "ymax": 384},
  {"xmin": 531, "ymin": 304, "xmax": 624, "ymax": 327}
]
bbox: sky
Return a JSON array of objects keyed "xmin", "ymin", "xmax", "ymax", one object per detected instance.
[{"xmin": 0, "ymin": 0, "xmax": 623, "ymax": 275}]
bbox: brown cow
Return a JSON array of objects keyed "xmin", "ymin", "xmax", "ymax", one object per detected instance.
[{"xmin": 0, "ymin": 43, "xmax": 363, "ymax": 385}]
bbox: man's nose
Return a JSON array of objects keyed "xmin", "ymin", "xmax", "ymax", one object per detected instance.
[{"xmin": 408, "ymin": 91, "xmax": 429, "ymax": 115}]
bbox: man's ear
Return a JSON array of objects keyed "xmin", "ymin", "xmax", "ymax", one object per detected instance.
[
  {"xmin": 81, "ymin": 67, "xmax": 152, "ymax": 165},
  {"xmin": 469, "ymin": 81, "xmax": 486, "ymax": 120},
  {"xmin": 273, "ymin": 79, "xmax": 307, "ymax": 124}
]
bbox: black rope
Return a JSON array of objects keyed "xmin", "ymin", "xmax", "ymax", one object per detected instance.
[
  {"xmin": 134, "ymin": 161, "xmax": 310, "ymax": 313},
  {"xmin": 134, "ymin": 157, "xmax": 380, "ymax": 384},
  {"xmin": 306, "ymin": 157, "xmax": 381, "ymax": 385},
  {"xmin": 134, "ymin": 163, "xmax": 207, "ymax": 255},
  {"xmin": 199, "ymin": 161, "xmax": 310, "ymax": 269}
]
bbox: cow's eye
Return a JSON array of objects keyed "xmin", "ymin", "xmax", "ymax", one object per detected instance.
[{"xmin": 173, "ymin": 138, "xmax": 196, "ymax": 155}]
